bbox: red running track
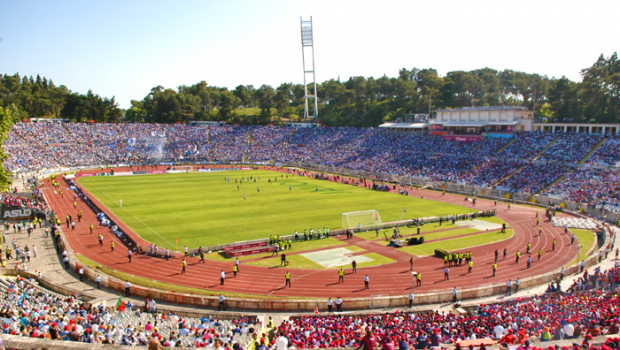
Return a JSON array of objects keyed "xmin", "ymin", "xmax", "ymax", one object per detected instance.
[{"xmin": 43, "ymin": 167, "xmax": 579, "ymax": 298}]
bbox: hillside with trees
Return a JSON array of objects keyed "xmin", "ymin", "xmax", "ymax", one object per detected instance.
[
  {"xmin": 1, "ymin": 53, "xmax": 619, "ymax": 126},
  {"xmin": 0, "ymin": 74, "xmax": 123, "ymax": 123}
]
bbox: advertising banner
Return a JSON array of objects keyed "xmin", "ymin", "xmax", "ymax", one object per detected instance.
[
  {"xmin": 113, "ymin": 172, "xmax": 133, "ymax": 176},
  {"xmin": 430, "ymin": 131, "xmax": 449, "ymax": 135},
  {"xmin": 132, "ymin": 171, "xmax": 149, "ymax": 175},
  {"xmin": 97, "ymin": 173, "xmax": 112, "ymax": 177},
  {"xmin": 149, "ymin": 170, "xmax": 166, "ymax": 174},
  {"xmin": 2, "ymin": 207, "xmax": 35, "ymax": 220},
  {"xmin": 441, "ymin": 135, "xmax": 481, "ymax": 142},
  {"xmin": 166, "ymin": 170, "xmax": 187, "ymax": 174}
]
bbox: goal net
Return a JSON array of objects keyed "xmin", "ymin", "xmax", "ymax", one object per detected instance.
[
  {"xmin": 170, "ymin": 165, "xmax": 193, "ymax": 172},
  {"xmin": 342, "ymin": 210, "xmax": 382, "ymax": 230}
]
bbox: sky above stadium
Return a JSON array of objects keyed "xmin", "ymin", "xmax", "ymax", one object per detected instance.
[{"xmin": 0, "ymin": 0, "xmax": 618, "ymax": 109}]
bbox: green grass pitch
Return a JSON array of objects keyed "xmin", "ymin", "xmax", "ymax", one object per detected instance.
[{"xmin": 77, "ymin": 170, "xmax": 473, "ymax": 249}]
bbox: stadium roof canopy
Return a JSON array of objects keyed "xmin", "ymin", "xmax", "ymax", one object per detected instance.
[{"xmin": 378, "ymin": 122, "xmax": 428, "ymax": 129}]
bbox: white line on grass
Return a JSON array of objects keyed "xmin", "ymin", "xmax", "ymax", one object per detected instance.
[
  {"xmin": 82, "ymin": 179, "xmax": 176, "ymax": 248},
  {"xmin": 223, "ymin": 220, "xmax": 262, "ymax": 240}
]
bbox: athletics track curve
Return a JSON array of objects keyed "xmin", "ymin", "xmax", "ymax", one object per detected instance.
[{"xmin": 43, "ymin": 166, "xmax": 579, "ymax": 299}]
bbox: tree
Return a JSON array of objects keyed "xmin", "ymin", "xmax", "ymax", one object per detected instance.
[{"xmin": 0, "ymin": 106, "xmax": 13, "ymax": 190}]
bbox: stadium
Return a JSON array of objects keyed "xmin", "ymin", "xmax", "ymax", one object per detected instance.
[
  {"xmin": 0, "ymin": 120, "xmax": 619, "ymax": 349},
  {"xmin": 1, "ymin": 2, "xmax": 620, "ymax": 349}
]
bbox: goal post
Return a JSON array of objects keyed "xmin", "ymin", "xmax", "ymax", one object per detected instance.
[{"xmin": 342, "ymin": 210, "xmax": 382, "ymax": 230}]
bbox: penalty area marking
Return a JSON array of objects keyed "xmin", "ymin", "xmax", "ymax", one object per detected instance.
[
  {"xmin": 455, "ymin": 219, "xmax": 502, "ymax": 231},
  {"xmin": 301, "ymin": 247, "xmax": 373, "ymax": 268}
]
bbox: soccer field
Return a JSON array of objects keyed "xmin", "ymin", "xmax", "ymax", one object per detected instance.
[{"xmin": 77, "ymin": 170, "xmax": 473, "ymax": 249}]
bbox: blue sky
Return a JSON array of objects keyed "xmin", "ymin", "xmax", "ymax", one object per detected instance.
[{"xmin": 0, "ymin": 0, "xmax": 618, "ymax": 109}]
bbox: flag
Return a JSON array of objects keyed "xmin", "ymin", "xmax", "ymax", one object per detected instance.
[{"xmin": 116, "ymin": 296, "xmax": 122, "ymax": 310}]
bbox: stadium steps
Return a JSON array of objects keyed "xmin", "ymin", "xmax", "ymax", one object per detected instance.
[
  {"xmin": 576, "ymin": 137, "xmax": 607, "ymax": 165},
  {"xmin": 243, "ymin": 130, "xmax": 253, "ymax": 162},
  {"xmin": 528, "ymin": 137, "xmax": 608, "ymax": 201},
  {"xmin": 494, "ymin": 136, "xmax": 560, "ymax": 187},
  {"xmin": 492, "ymin": 163, "xmax": 526, "ymax": 188},
  {"xmin": 271, "ymin": 130, "xmax": 295, "ymax": 164},
  {"xmin": 529, "ymin": 168, "xmax": 576, "ymax": 202},
  {"xmin": 495, "ymin": 137, "xmax": 516, "ymax": 154},
  {"xmin": 531, "ymin": 136, "xmax": 559, "ymax": 161}
]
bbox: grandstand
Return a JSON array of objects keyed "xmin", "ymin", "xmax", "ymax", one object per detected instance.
[
  {"xmin": 3, "ymin": 122, "xmax": 620, "ymax": 350},
  {"xmin": 5, "ymin": 123, "xmax": 620, "ymax": 216}
]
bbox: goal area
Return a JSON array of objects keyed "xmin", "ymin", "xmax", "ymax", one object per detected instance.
[{"xmin": 342, "ymin": 210, "xmax": 382, "ymax": 230}]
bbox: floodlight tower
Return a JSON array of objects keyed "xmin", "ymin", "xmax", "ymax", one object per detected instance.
[{"xmin": 300, "ymin": 17, "xmax": 318, "ymax": 120}]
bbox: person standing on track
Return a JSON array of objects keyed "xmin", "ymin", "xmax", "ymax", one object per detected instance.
[
  {"xmin": 527, "ymin": 256, "xmax": 531, "ymax": 268},
  {"xmin": 198, "ymin": 247, "xmax": 205, "ymax": 263},
  {"xmin": 285, "ymin": 271, "xmax": 291, "ymax": 288},
  {"xmin": 184, "ymin": 245, "xmax": 188, "ymax": 257},
  {"xmin": 364, "ymin": 274, "xmax": 370, "ymax": 289},
  {"xmin": 338, "ymin": 268, "xmax": 344, "ymax": 283},
  {"xmin": 492, "ymin": 263, "xmax": 497, "ymax": 277},
  {"xmin": 128, "ymin": 249, "xmax": 132, "ymax": 263},
  {"xmin": 444, "ymin": 267, "xmax": 449, "ymax": 280},
  {"xmin": 98, "ymin": 233, "xmax": 103, "ymax": 246},
  {"xmin": 110, "ymin": 241, "xmax": 115, "ymax": 252},
  {"xmin": 90, "ymin": 224, "xmax": 93, "ymax": 234},
  {"xmin": 220, "ymin": 270, "xmax": 225, "ymax": 285},
  {"xmin": 182, "ymin": 259, "xmax": 186, "ymax": 273}
]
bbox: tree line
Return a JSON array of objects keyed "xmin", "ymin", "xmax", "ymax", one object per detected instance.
[
  {"xmin": 0, "ymin": 74, "xmax": 123, "ymax": 123},
  {"xmin": 1, "ymin": 53, "xmax": 619, "ymax": 126}
]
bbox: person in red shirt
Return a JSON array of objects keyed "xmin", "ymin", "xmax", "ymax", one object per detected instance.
[{"xmin": 359, "ymin": 329, "xmax": 376, "ymax": 350}]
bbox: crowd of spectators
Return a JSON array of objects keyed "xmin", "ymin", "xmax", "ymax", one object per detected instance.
[
  {"xmin": 0, "ymin": 274, "xmax": 260, "ymax": 348},
  {"xmin": 539, "ymin": 133, "xmax": 602, "ymax": 164},
  {"xmin": 497, "ymin": 162, "xmax": 573, "ymax": 194},
  {"xmin": 586, "ymin": 136, "xmax": 620, "ymax": 167},
  {"xmin": 5, "ymin": 122, "xmax": 620, "ymax": 211},
  {"xmin": 543, "ymin": 168, "xmax": 620, "ymax": 212},
  {"xmin": 278, "ymin": 266, "xmax": 620, "ymax": 349}
]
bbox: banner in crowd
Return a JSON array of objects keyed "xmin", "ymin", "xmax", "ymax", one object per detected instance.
[{"xmin": 441, "ymin": 135, "xmax": 481, "ymax": 142}]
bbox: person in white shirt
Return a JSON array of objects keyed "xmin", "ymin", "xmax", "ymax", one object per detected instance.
[
  {"xmin": 276, "ymin": 332, "xmax": 289, "ymax": 350},
  {"xmin": 563, "ymin": 323, "xmax": 575, "ymax": 338},
  {"xmin": 493, "ymin": 324, "xmax": 505, "ymax": 339}
]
